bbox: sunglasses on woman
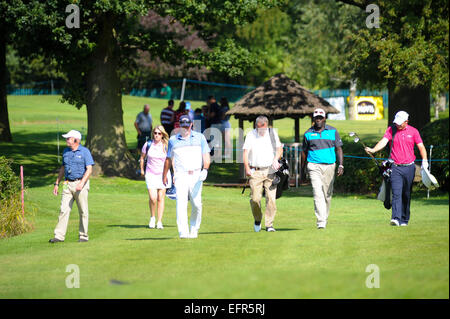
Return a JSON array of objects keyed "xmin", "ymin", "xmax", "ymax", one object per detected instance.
[{"xmin": 153, "ymin": 131, "xmax": 162, "ymax": 135}]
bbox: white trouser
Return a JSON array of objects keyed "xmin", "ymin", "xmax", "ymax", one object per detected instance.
[{"xmin": 174, "ymin": 170, "xmax": 203, "ymax": 237}]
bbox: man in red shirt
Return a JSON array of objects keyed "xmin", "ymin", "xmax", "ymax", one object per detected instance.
[{"xmin": 365, "ymin": 111, "xmax": 428, "ymax": 226}]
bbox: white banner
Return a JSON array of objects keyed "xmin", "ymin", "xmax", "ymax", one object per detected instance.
[{"xmin": 325, "ymin": 97, "xmax": 346, "ymax": 120}]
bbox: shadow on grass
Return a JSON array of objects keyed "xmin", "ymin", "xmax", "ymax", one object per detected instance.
[
  {"xmin": 126, "ymin": 237, "xmax": 173, "ymax": 241},
  {"xmin": 108, "ymin": 224, "xmax": 176, "ymax": 229},
  {"xmin": 1, "ymin": 130, "xmax": 66, "ymax": 188}
]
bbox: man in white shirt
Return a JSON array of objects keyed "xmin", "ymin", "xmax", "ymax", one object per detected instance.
[
  {"xmin": 243, "ymin": 116, "xmax": 283, "ymax": 232},
  {"xmin": 163, "ymin": 115, "xmax": 210, "ymax": 239}
]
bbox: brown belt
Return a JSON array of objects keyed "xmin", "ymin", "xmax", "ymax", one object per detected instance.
[{"xmin": 250, "ymin": 166, "xmax": 270, "ymax": 171}]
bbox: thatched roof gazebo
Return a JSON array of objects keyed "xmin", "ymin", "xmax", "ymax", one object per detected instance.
[{"xmin": 227, "ymin": 73, "xmax": 340, "ymax": 142}]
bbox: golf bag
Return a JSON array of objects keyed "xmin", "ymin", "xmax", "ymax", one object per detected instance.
[
  {"xmin": 269, "ymin": 128, "xmax": 290, "ymax": 199},
  {"xmin": 378, "ymin": 126, "xmax": 397, "ymax": 210},
  {"xmin": 271, "ymin": 158, "xmax": 290, "ymax": 199}
]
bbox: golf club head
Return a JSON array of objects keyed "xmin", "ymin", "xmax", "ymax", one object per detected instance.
[
  {"xmin": 353, "ymin": 137, "xmax": 360, "ymax": 143},
  {"xmin": 349, "ymin": 132, "xmax": 356, "ymax": 137}
]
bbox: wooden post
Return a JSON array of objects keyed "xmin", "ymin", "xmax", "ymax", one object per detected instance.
[
  {"xmin": 294, "ymin": 117, "xmax": 300, "ymax": 143},
  {"xmin": 238, "ymin": 118, "xmax": 245, "ymax": 181},
  {"xmin": 20, "ymin": 166, "xmax": 24, "ymax": 218}
]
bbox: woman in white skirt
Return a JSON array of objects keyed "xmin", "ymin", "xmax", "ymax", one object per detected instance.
[{"xmin": 140, "ymin": 125, "xmax": 171, "ymax": 229}]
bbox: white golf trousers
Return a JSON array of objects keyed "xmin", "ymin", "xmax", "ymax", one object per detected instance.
[
  {"xmin": 174, "ymin": 170, "xmax": 203, "ymax": 237},
  {"xmin": 307, "ymin": 162, "xmax": 336, "ymax": 228}
]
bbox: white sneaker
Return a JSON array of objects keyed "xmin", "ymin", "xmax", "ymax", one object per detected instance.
[
  {"xmin": 189, "ymin": 229, "xmax": 198, "ymax": 239},
  {"xmin": 157, "ymin": 221, "xmax": 163, "ymax": 229},
  {"xmin": 390, "ymin": 219, "xmax": 400, "ymax": 226},
  {"xmin": 179, "ymin": 232, "xmax": 189, "ymax": 239},
  {"xmin": 149, "ymin": 217, "xmax": 156, "ymax": 228},
  {"xmin": 400, "ymin": 223, "xmax": 408, "ymax": 227},
  {"xmin": 254, "ymin": 222, "xmax": 261, "ymax": 232}
]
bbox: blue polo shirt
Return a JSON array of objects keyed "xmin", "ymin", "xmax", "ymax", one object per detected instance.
[
  {"xmin": 62, "ymin": 145, "xmax": 95, "ymax": 180},
  {"xmin": 167, "ymin": 131, "xmax": 210, "ymax": 172},
  {"xmin": 303, "ymin": 125, "xmax": 343, "ymax": 164}
]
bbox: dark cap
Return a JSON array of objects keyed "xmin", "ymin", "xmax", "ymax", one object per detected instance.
[{"xmin": 179, "ymin": 115, "xmax": 192, "ymax": 127}]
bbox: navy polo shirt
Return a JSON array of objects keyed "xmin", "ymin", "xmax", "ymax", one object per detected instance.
[
  {"xmin": 303, "ymin": 125, "xmax": 343, "ymax": 164},
  {"xmin": 62, "ymin": 145, "xmax": 95, "ymax": 180}
]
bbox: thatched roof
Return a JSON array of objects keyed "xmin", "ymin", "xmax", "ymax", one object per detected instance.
[{"xmin": 227, "ymin": 73, "xmax": 340, "ymax": 120}]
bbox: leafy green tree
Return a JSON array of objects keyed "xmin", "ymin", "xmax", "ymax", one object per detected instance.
[
  {"xmin": 285, "ymin": 0, "xmax": 365, "ymax": 90},
  {"xmin": 21, "ymin": 0, "xmax": 274, "ymax": 176},
  {"xmin": 339, "ymin": 0, "xmax": 449, "ymax": 129}
]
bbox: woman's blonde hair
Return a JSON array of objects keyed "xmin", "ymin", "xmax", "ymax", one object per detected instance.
[{"xmin": 153, "ymin": 125, "xmax": 169, "ymax": 152}]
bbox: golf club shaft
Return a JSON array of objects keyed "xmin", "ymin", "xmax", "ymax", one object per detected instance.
[{"xmin": 354, "ymin": 134, "xmax": 381, "ymax": 167}]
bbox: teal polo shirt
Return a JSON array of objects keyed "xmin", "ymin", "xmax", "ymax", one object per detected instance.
[{"xmin": 302, "ymin": 125, "xmax": 343, "ymax": 164}]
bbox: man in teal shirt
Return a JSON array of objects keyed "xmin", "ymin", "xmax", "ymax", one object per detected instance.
[
  {"xmin": 301, "ymin": 108, "xmax": 344, "ymax": 229},
  {"xmin": 160, "ymin": 82, "xmax": 172, "ymax": 100}
]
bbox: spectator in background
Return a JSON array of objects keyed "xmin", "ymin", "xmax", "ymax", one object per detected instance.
[
  {"xmin": 135, "ymin": 104, "xmax": 153, "ymax": 155},
  {"xmin": 220, "ymin": 97, "xmax": 232, "ymax": 159},
  {"xmin": 202, "ymin": 104, "xmax": 210, "ymax": 130},
  {"xmin": 185, "ymin": 101, "xmax": 195, "ymax": 122},
  {"xmin": 160, "ymin": 99, "xmax": 175, "ymax": 136},
  {"xmin": 193, "ymin": 108, "xmax": 206, "ymax": 133},
  {"xmin": 173, "ymin": 101, "xmax": 187, "ymax": 135},
  {"xmin": 207, "ymin": 95, "xmax": 222, "ymax": 130},
  {"xmin": 207, "ymin": 95, "xmax": 222, "ymax": 157},
  {"xmin": 160, "ymin": 82, "xmax": 172, "ymax": 100}
]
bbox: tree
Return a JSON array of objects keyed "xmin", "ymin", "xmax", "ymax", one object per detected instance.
[
  {"xmin": 284, "ymin": 0, "xmax": 365, "ymax": 90},
  {"xmin": 339, "ymin": 0, "xmax": 449, "ymax": 129},
  {"xmin": 27, "ymin": 0, "xmax": 274, "ymax": 177}
]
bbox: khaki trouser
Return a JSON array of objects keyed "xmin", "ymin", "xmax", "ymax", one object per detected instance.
[
  {"xmin": 54, "ymin": 180, "xmax": 90, "ymax": 241},
  {"xmin": 249, "ymin": 168, "xmax": 277, "ymax": 228},
  {"xmin": 307, "ymin": 163, "xmax": 336, "ymax": 228}
]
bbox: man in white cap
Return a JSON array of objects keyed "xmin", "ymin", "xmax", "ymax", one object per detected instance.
[
  {"xmin": 301, "ymin": 108, "xmax": 344, "ymax": 229},
  {"xmin": 49, "ymin": 130, "xmax": 95, "ymax": 243},
  {"xmin": 365, "ymin": 110, "xmax": 428, "ymax": 226}
]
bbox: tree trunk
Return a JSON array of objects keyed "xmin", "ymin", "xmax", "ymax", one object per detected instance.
[
  {"xmin": 388, "ymin": 81, "xmax": 431, "ymax": 130},
  {"xmin": 85, "ymin": 15, "xmax": 136, "ymax": 177},
  {"xmin": 435, "ymin": 92, "xmax": 447, "ymax": 120},
  {"xmin": 0, "ymin": 30, "xmax": 12, "ymax": 142},
  {"xmin": 348, "ymin": 79, "xmax": 357, "ymax": 120}
]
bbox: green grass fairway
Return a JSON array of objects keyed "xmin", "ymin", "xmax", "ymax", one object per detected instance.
[{"xmin": 0, "ymin": 95, "xmax": 448, "ymax": 299}]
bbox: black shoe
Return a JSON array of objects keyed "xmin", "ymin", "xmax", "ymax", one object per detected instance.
[
  {"xmin": 49, "ymin": 238, "xmax": 64, "ymax": 243},
  {"xmin": 78, "ymin": 238, "xmax": 88, "ymax": 242}
]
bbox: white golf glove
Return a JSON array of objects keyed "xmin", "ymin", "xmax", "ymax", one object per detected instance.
[
  {"xmin": 199, "ymin": 169, "xmax": 208, "ymax": 182},
  {"xmin": 421, "ymin": 159, "xmax": 429, "ymax": 171}
]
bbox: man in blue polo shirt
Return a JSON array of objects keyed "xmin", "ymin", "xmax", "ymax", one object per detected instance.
[
  {"xmin": 49, "ymin": 130, "xmax": 95, "ymax": 243},
  {"xmin": 301, "ymin": 108, "xmax": 344, "ymax": 229},
  {"xmin": 163, "ymin": 115, "xmax": 210, "ymax": 239}
]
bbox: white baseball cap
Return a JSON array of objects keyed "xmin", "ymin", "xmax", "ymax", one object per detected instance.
[
  {"xmin": 313, "ymin": 108, "xmax": 326, "ymax": 118},
  {"xmin": 62, "ymin": 130, "xmax": 82, "ymax": 140},
  {"xmin": 393, "ymin": 111, "xmax": 409, "ymax": 125}
]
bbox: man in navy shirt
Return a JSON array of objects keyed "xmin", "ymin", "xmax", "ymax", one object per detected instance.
[
  {"xmin": 301, "ymin": 109, "xmax": 344, "ymax": 229},
  {"xmin": 49, "ymin": 130, "xmax": 95, "ymax": 243}
]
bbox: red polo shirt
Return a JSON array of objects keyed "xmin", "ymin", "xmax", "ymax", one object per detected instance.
[{"xmin": 383, "ymin": 125, "xmax": 423, "ymax": 164}]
